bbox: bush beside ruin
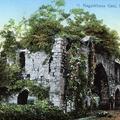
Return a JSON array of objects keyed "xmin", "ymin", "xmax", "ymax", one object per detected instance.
[{"xmin": 0, "ymin": 103, "xmax": 70, "ymax": 120}]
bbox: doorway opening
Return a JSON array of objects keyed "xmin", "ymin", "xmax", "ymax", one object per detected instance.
[
  {"xmin": 93, "ymin": 63, "xmax": 109, "ymax": 109},
  {"xmin": 115, "ymin": 89, "xmax": 120, "ymax": 109}
]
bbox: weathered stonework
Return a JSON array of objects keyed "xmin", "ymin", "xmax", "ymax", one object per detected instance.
[
  {"xmin": 21, "ymin": 50, "xmax": 50, "ymax": 86},
  {"xmin": 9, "ymin": 37, "xmax": 67, "ymax": 108},
  {"xmin": 7, "ymin": 36, "xmax": 120, "ymax": 110},
  {"xmin": 49, "ymin": 38, "xmax": 67, "ymax": 108},
  {"xmin": 81, "ymin": 36, "xmax": 120, "ymax": 109}
]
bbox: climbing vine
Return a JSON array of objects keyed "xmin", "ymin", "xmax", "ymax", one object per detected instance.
[
  {"xmin": 0, "ymin": 0, "xmax": 120, "ymax": 115},
  {"xmin": 65, "ymin": 40, "xmax": 88, "ymax": 113}
]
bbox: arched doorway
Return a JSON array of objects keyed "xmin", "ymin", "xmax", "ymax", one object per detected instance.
[
  {"xmin": 115, "ymin": 89, "xmax": 120, "ymax": 109},
  {"xmin": 17, "ymin": 88, "xmax": 29, "ymax": 105},
  {"xmin": 93, "ymin": 63, "xmax": 109, "ymax": 109}
]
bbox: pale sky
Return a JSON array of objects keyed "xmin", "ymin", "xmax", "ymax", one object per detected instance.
[{"xmin": 0, "ymin": 0, "xmax": 120, "ymax": 35}]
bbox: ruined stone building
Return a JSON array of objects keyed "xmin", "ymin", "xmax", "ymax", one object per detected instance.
[
  {"xmin": 9, "ymin": 36, "xmax": 120, "ymax": 110},
  {"xmin": 14, "ymin": 38, "xmax": 66, "ymax": 107},
  {"xmin": 80, "ymin": 36, "xmax": 120, "ymax": 109}
]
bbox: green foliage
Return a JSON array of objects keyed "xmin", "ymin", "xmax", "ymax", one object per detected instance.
[
  {"xmin": 0, "ymin": 0, "xmax": 119, "ymax": 56},
  {"xmin": 19, "ymin": 0, "xmax": 68, "ymax": 53},
  {"xmin": 10, "ymin": 80, "xmax": 49, "ymax": 100},
  {"xmin": 0, "ymin": 44, "xmax": 22, "ymax": 100},
  {"xmin": 53, "ymin": 0, "xmax": 65, "ymax": 7},
  {"xmin": 66, "ymin": 42, "xmax": 87, "ymax": 113},
  {"xmin": 0, "ymin": 103, "xmax": 70, "ymax": 120},
  {"xmin": 0, "ymin": 63, "xmax": 21, "ymax": 100},
  {"xmin": 0, "ymin": 53, "xmax": 47, "ymax": 101},
  {"xmin": 65, "ymin": 8, "xmax": 120, "ymax": 56},
  {"xmin": 18, "ymin": 1, "xmax": 120, "ymax": 56},
  {"xmin": 0, "ymin": 53, "xmax": 7, "ymax": 86},
  {"xmin": 0, "ymin": 30, "xmax": 16, "ymax": 59},
  {"xmin": 0, "ymin": 19, "xmax": 24, "ymax": 59},
  {"xmin": 22, "ymin": 19, "xmax": 62, "ymax": 53},
  {"xmin": 0, "ymin": 0, "xmax": 120, "ymax": 116}
]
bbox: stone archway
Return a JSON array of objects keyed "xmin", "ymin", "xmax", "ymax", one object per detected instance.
[
  {"xmin": 17, "ymin": 88, "xmax": 29, "ymax": 105},
  {"xmin": 93, "ymin": 63, "xmax": 109, "ymax": 109},
  {"xmin": 115, "ymin": 89, "xmax": 120, "ymax": 109}
]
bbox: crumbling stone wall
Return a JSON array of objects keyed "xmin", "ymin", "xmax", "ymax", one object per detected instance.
[
  {"xmin": 8, "ymin": 36, "xmax": 120, "ymax": 109},
  {"xmin": 49, "ymin": 37, "xmax": 67, "ymax": 108},
  {"xmin": 15, "ymin": 38, "xmax": 67, "ymax": 108},
  {"xmin": 95, "ymin": 54, "xmax": 116, "ymax": 96},
  {"xmin": 17, "ymin": 49, "xmax": 50, "ymax": 87},
  {"xmin": 81, "ymin": 36, "xmax": 120, "ymax": 109}
]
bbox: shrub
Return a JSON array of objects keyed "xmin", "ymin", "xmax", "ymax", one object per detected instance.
[
  {"xmin": 10, "ymin": 79, "xmax": 49, "ymax": 100},
  {"xmin": 0, "ymin": 103, "xmax": 70, "ymax": 120}
]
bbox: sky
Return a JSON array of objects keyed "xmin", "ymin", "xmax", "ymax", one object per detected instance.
[{"xmin": 0, "ymin": 0, "xmax": 120, "ymax": 36}]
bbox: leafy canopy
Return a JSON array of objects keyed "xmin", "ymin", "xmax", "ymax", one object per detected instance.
[
  {"xmin": 0, "ymin": 0, "xmax": 119, "ymax": 56},
  {"xmin": 18, "ymin": 0, "xmax": 120, "ymax": 56},
  {"xmin": 0, "ymin": 0, "xmax": 120, "ymax": 114}
]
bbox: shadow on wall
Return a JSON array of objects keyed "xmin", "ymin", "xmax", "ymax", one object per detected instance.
[{"xmin": 93, "ymin": 63, "xmax": 109, "ymax": 109}]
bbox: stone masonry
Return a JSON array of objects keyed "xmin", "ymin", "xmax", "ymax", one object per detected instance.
[
  {"xmin": 81, "ymin": 36, "xmax": 120, "ymax": 109},
  {"xmin": 49, "ymin": 37, "xmax": 67, "ymax": 108},
  {"xmin": 8, "ymin": 36, "xmax": 120, "ymax": 110},
  {"xmin": 15, "ymin": 37, "xmax": 67, "ymax": 108}
]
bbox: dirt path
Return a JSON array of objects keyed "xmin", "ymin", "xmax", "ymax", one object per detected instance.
[
  {"xmin": 77, "ymin": 111, "xmax": 120, "ymax": 120},
  {"xmin": 96, "ymin": 111, "xmax": 120, "ymax": 120}
]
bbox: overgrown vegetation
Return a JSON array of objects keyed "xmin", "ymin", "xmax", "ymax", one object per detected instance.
[
  {"xmin": 0, "ymin": 0, "xmax": 118, "ymax": 55},
  {"xmin": 0, "ymin": 0, "xmax": 120, "ymax": 118},
  {"xmin": 65, "ymin": 41, "xmax": 88, "ymax": 113},
  {"xmin": 10, "ymin": 80, "xmax": 49, "ymax": 100},
  {"xmin": 0, "ymin": 102, "xmax": 70, "ymax": 120},
  {"xmin": 0, "ymin": 53, "xmax": 21, "ymax": 100},
  {"xmin": 20, "ymin": 0, "xmax": 120, "ymax": 56}
]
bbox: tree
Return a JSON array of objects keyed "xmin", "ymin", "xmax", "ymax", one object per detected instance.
[
  {"xmin": 0, "ymin": 51, "xmax": 21, "ymax": 100},
  {"xmin": 0, "ymin": 20, "xmax": 22, "ymax": 100},
  {"xmin": 0, "ymin": 0, "xmax": 120, "ymax": 114},
  {"xmin": 19, "ymin": 1, "xmax": 120, "ymax": 56},
  {"xmin": 65, "ymin": 8, "xmax": 120, "ymax": 56},
  {"xmin": 0, "ymin": 52, "xmax": 7, "ymax": 86},
  {"xmin": 20, "ymin": 3, "xmax": 66, "ymax": 53}
]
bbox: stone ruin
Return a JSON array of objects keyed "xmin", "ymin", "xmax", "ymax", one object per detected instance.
[
  {"xmin": 81, "ymin": 36, "xmax": 120, "ymax": 110},
  {"xmin": 8, "ymin": 37, "xmax": 67, "ymax": 108},
  {"xmin": 8, "ymin": 36, "xmax": 120, "ymax": 110}
]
